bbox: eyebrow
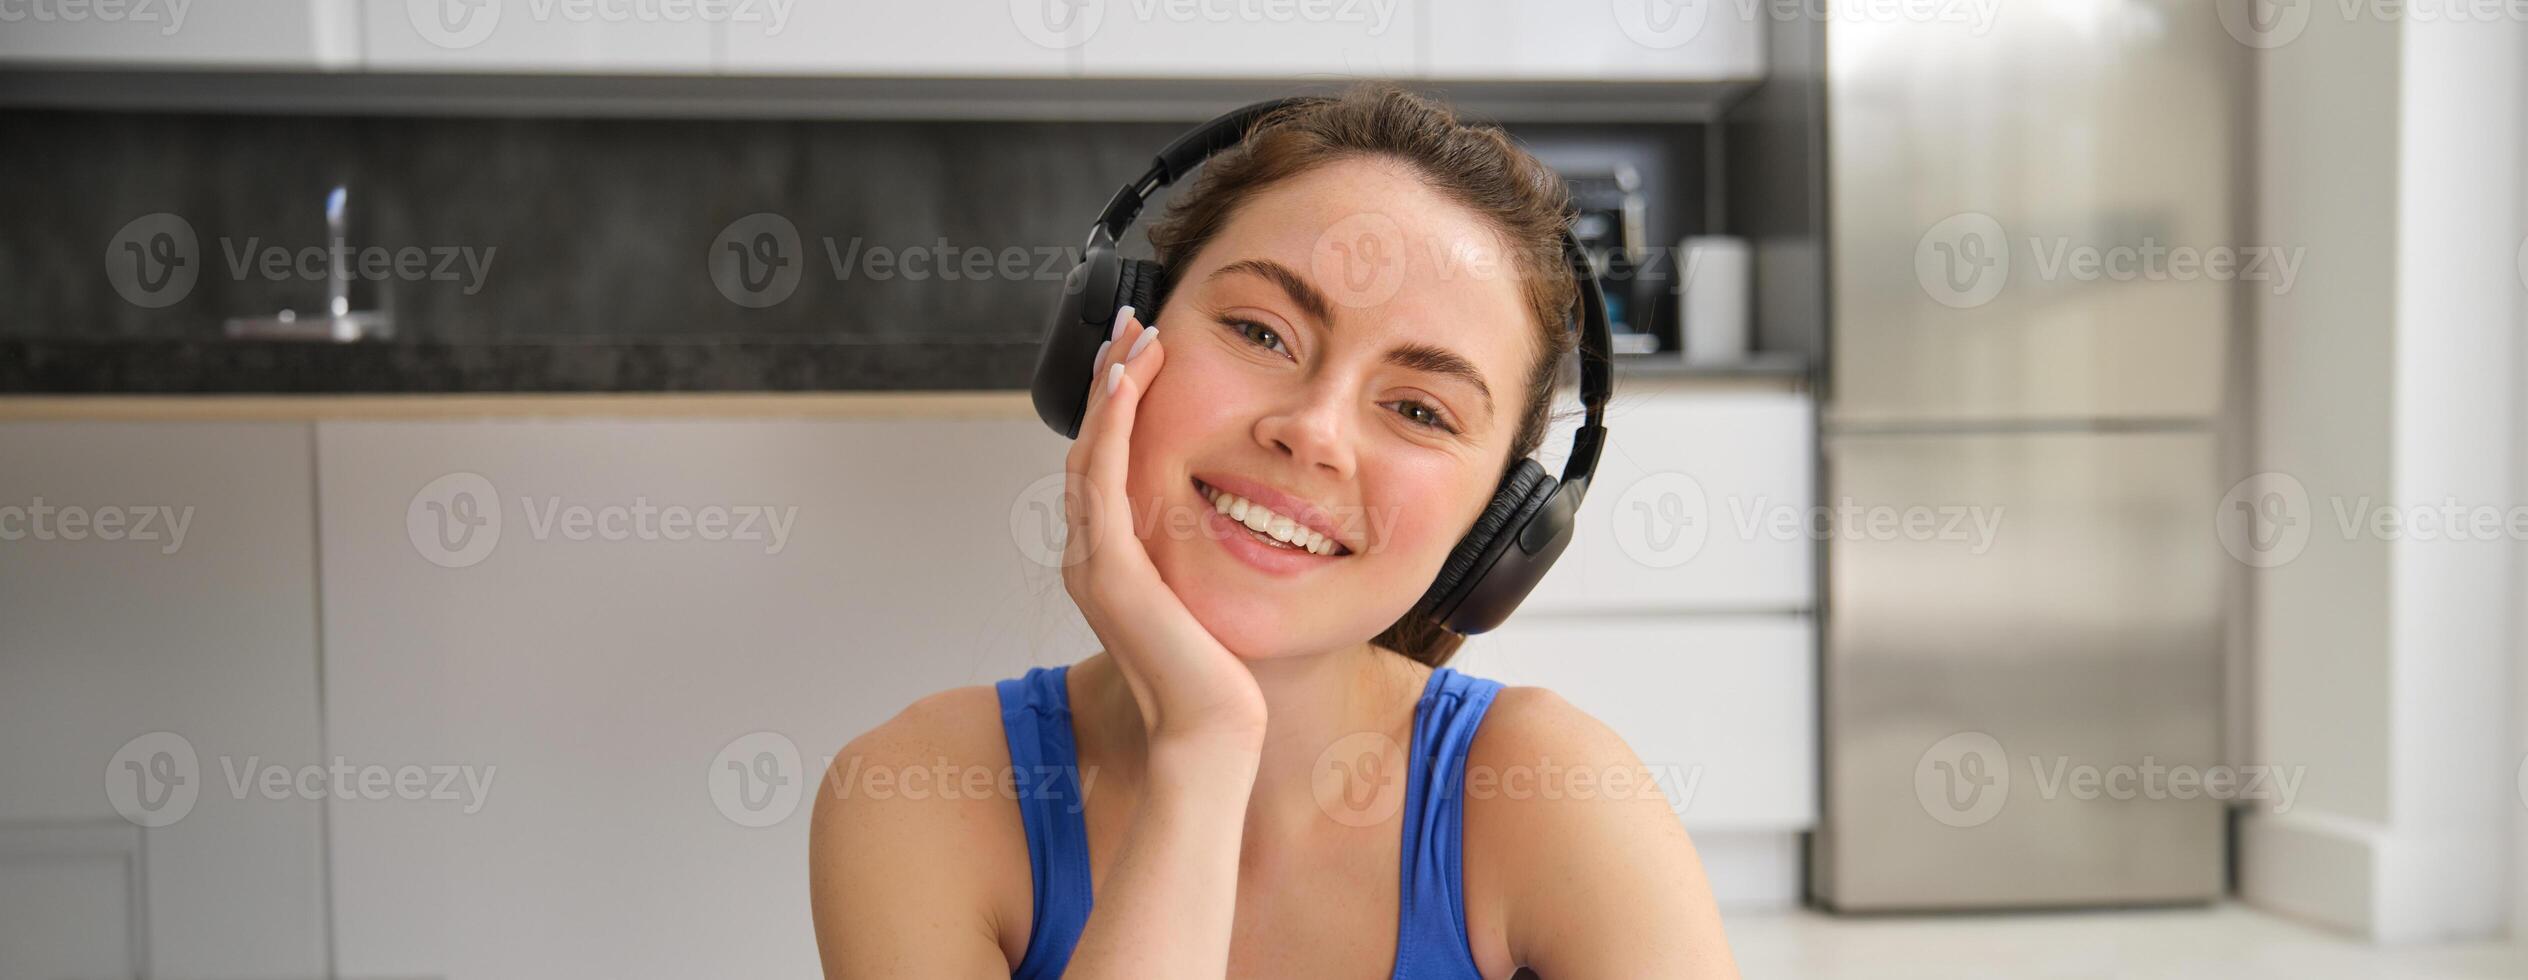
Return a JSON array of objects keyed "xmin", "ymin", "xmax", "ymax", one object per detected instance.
[{"xmin": 1205, "ymin": 258, "xmax": 1497, "ymax": 421}]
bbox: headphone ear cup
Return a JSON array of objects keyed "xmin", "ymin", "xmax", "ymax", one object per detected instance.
[
  {"xmin": 1032, "ymin": 247, "xmax": 1126, "ymax": 438},
  {"xmin": 1117, "ymin": 258, "xmax": 1164, "ymax": 320},
  {"xmin": 1415, "ymin": 458, "xmax": 1554, "ymax": 627},
  {"xmin": 1029, "ymin": 253, "xmax": 1168, "ymax": 440}
]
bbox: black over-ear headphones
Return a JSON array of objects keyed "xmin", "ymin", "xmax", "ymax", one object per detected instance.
[{"xmin": 1028, "ymin": 96, "xmax": 1612, "ymax": 636}]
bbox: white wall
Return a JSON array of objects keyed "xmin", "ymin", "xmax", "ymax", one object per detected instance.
[
  {"xmin": 2515, "ymin": 43, "xmax": 2528, "ymax": 948},
  {"xmin": 2243, "ymin": 8, "xmax": 2526, "ymax": 943},
  {"xmin": 2380, "ymin": 13, "xmax": 2523, "ymax": 943}
]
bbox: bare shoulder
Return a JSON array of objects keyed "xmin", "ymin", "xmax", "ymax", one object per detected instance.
[
  {"xmin": 1471, "ymin": 684, "xmax": 1637, "ymax": 767},
  {"xmin": 1463, "ymin": 685, "xmax": 1679, "ymax": 841},
  {"xmin": 1462, "ymin": 684, "xmax": 1740, "ymax": 979},
  {"xmin": 830, "ymin": 683, "xmax": 1012, "ymax": 776},
  {"xmin": 808, "ymin": 684, "xmax": 1032, "ymax": 976}
]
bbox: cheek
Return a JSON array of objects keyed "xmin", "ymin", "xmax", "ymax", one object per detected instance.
[
  {"xmin": 1358, "ymin": 456, "xmax": 1489, "ymax": 570},
  {"xmin": 1122, "ymin": 348, "xmax": 1235, "ymax": 498}
]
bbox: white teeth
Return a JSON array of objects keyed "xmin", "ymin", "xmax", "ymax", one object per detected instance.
[{"xmin": 1199, "ymin": 481, "xmax": 1341, "ymax": 556}]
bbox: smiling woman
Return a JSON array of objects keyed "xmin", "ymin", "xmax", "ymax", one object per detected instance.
[{"xmin": 809, "ymin": 82, "xmax": 1740, "ymax": 980}]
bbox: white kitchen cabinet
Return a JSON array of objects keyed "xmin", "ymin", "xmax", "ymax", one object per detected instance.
[
  {"xmin": 0, "ymin": 422, "xmax": 330, "ymax": 980},
  {"xmin": 1, "ymin": 0, "xmax": 1762, "ymax": 82},
  {"xmin": 722, "ymin": 0, "xmax": 1072, "ymax": 76},
  {"xmin": 1426, "ymin": 0, "xmax": 1765, "ymax": 81},
  {"xmin": 1457, "ymin": 614, "xmax": 1816, "ymax": 831},
  {"xmin": 1074, "ymin": 0, "xmax": 1419, "ymax": 79},
  {"xmin": 1523, "ymin": 380, "xmax": 1814, "ymax": 614},
  {"xmin": 717, "ymin": 0, "xmax": 1413, "ymax": 79},
  {"xmin": 1457, "ymin": 613, "xmax": 1815, "ymax": 911},
  {"xmin": 313, "ymin": 416, "xmax": 1087, "ymax": 980},
  {"xmin": 362, "ymin": 0, "xmax": 715, "ymax": 72},
  {"xmin": 0, "ymin": 0, "xmax": 358, "ymax": 69}
]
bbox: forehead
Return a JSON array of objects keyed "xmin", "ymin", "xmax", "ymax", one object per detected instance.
[{"xmin": 1182, "ymin": 156, "xmax": 1541, "ymax": 379}]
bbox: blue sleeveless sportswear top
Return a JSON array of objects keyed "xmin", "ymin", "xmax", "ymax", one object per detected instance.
[{"xmin": 994, "ymin": 663, "xmax": 1505, "ymax": 979}]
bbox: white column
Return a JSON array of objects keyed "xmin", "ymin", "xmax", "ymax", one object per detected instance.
[{"xmin": 2243, "ymin": 7, "xmax": 2525, "ymax": 944}]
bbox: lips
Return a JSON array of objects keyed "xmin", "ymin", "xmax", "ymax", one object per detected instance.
[{"xmin": 1189, "ymin": 472, "xmax": 1357, "ymax": 557}]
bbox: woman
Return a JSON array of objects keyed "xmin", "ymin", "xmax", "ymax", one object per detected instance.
[{"xmin": 809, "ymin": 83, "xmax": 1738, "ymax": 979}]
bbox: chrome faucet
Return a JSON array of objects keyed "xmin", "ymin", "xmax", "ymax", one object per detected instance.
[{"xmin": 223, "ymin": 183, "xmax": 396, "ymax": 341}]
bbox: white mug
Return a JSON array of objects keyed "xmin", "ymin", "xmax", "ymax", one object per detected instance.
[{"xmin": 1678, "ymin": 235, "xmax": 1751, "ymax": 365}]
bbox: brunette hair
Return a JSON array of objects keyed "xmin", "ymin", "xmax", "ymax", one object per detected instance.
[{"xmin": 1143, "ymin": 81, "xmax": 1581, "ymax": 668}]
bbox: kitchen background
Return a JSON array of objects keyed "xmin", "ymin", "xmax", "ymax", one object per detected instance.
[{"xmin": 2, "ymin": 1, "xmax": 2525, "ymax": 978}]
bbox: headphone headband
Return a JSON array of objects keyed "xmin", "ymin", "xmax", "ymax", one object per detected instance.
[{"xmin": 1034, "ymin": 94, "xmax": 1618, "ymax": 634}]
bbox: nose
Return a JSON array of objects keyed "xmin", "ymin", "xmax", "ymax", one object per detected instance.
[{"xmin": 1252, "ymin": 377, "xmax": 1356, "ymax": 480}]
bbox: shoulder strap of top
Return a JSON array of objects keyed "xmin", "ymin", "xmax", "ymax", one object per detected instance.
[
  {"xmin": 1393, "ymin": 666, "xmax": 1506, "ymax": 980},
  {"xmin": 995, "ymin": 665, "xmax": 1093, "ymax": 980}
]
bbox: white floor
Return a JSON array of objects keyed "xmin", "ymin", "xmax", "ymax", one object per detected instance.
[{"xmin": 1723, "ymin": 903, "xmax": 2526, "ymax": 980}]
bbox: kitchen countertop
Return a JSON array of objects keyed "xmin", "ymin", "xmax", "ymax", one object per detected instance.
[{"xmin": 0, "ymin": 338, "xmax": 1050, "ymax": 395}]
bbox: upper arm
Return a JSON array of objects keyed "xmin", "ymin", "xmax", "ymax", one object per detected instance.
[
  {"xmin": 1464, "ymin": 686, "xmax": 1741, "ymax": 980},
  {"xmin": 809, "ymin": 686, "xmax": 1025, "ymax": 980}
]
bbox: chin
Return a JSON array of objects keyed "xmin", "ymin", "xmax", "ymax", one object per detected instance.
[{"xmin": 1157, "ymin": 552, "xmax": 1404, "ymax": 661}]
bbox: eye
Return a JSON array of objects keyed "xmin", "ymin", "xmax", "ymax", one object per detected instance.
[
  {"xmin": 1219, "ymin": 317, "xmax": 1290, "ymax": 358},
  {"xmin": 1389, "ymin": 399, "xmax": 1459, "ymax": 434}
]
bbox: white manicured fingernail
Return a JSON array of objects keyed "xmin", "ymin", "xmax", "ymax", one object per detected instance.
[
  {"xmin": 1111, "ymin": 305, "xmax": 1135, "ymax": 342},
  {"xmin": 1094, "ymin": 339, "xmax": 1111, "ymax": 365},
  {"xmin": 1105, "ymin": 362, "xmax": 1124, "ymax": 395},
  {"xmin": 1125, "ymin": 326, "xmax": 1157, "ymax": 360}
]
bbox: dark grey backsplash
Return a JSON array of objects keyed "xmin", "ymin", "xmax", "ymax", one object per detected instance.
[{"xmin": 0, "ymin": 109, "xmax": 1702, "ymax": 348}]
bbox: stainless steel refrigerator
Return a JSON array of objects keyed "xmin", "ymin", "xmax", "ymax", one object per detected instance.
[{"xmin": 1807, "ymin": 3, "xmax": 2245, "ymax": 910}]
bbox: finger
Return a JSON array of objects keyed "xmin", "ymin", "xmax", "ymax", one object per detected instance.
[
  {"xmin": 1084, "ymin": 319, "xmax": 1161, "ymax": 562},
  {"xmin": 1067, "ymin": 308, "xmax": 1145, "ymax": 561},
  {"xmin": 1065, "ymin": 315, "xmax": 1129, "ymax": 488},
  {"xmin": 1080, "ymin": 306, "xmax": 1141, "ymax": 421}
]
